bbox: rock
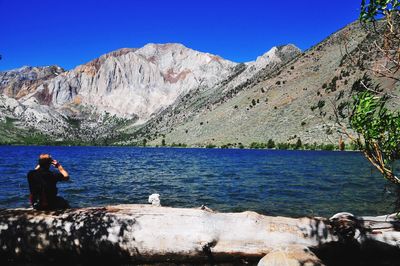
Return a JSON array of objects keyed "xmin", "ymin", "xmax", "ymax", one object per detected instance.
[
  {"xmin": 199, "ymin": 204, "xmax": 214, "ymax": 212},
  {"xmin": 258, "ymin": 246, "xmax": 324, "ymax": 266},
  {"xmin": 148, "ymin": 193, "xmax": 161, "ymax": 206}
]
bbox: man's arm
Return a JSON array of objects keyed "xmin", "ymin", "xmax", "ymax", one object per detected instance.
[{"xmin": 52, "ymin": 160, "xmax": 69, "ymax": 181}]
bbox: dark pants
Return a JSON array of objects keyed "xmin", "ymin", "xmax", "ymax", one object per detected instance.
[
  {"xmin": 33, "ymin": 196, "xmax": 70, "ymax": 210},
  {"xmin": 49, "ymin": 196, "xmax": 70, "ymax": 210}
]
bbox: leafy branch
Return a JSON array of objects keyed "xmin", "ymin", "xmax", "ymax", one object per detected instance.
[
  {"xmin": 349, "ymin": 1, "xmax": 400, "ymax": 185},
  {"xmin": 350, "ymin": 91, "xmax": 400, "ymax": 184}
]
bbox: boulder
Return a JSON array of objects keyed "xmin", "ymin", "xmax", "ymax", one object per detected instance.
[{"xmin": 257, "ymin": 246, "xmax": 323, "ymax": 266}]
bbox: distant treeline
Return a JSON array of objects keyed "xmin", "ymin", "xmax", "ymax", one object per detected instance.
[
  {"xmin": 156, "ymin": 138, "xmax": 358, "ymax": 151},
  {"xmin": 0, "ymin": 136, "xmax": 358, "ymax": 151}
]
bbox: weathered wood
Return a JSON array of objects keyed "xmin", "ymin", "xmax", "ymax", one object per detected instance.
[{"xmin": 0, "ymin": 205, "xmax": 400, "ymax": 265}]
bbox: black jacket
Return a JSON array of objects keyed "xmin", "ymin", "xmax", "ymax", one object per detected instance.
[{"xmin": 27, "ymin": 169, "xmax": 64, "ymax": 209}]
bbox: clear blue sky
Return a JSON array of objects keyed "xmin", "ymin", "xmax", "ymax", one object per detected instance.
[{"xmin": 0, "ymin": 0, "xmax": 362, "ymax": 71}]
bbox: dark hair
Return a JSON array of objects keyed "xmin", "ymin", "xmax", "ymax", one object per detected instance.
[{"xmin": 39, "ymin": 157, "xmax": 52, "ymax": 169}]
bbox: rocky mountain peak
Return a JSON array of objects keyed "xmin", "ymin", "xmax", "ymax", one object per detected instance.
[
  {"xmin": 253, "ymin": 44, "xmax": 301, "ymax": 66},
  {"xmin": 22, "ymin": 43, "xmax": 239, "ymax": 122},
  {"xmin": 0, "ymin": 65, "xmax": 65, "ymax": 98},
  {"xmin": 75, "ymin": 48, "xmax": 137, "ymax": 75},
  {"xmin": 135, "ymin": 43, "xmax": 235, "ymax": 69},
  {"xmin": 229, "ymin": 44, "xmax": 301, "ymax": 88},
  {"xmin": 275, "ymin": 44, "xmax": 302, "ymax": 62},
  {"xmin": 0, "ymin": 65, "xmax": 64, "ymax": 80}
]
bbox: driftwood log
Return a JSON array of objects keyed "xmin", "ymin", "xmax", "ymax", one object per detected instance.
[{"xmin": 1, "ymin": 205, "xmax": 400, "ymax": 265}]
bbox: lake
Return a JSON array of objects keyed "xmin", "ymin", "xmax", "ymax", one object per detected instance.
[{"xmin": 0, "ymin": 146, "xmax": 397, "ymax": 217}]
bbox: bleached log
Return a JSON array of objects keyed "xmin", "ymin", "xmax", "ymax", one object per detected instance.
[{"xmin": 0, "ymin": 205, "xmax": 399, "ymax": 264}]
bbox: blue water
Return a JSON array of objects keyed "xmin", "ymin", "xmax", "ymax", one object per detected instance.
[{"xmin": 0, "ymin": 146, "xmax": 397, "ymax": 217}]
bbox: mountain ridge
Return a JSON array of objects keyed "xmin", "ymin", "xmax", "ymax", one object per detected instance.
[{"xmin": 0, "ymin": 42, "xmax": 301, "ymax": 145}]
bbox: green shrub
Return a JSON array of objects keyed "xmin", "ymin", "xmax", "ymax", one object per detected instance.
[
  {"xmin": 267, "ymin": 139, "xmax": 275, "ymax": 149},
  {"xmin": 294, "ymin": 138, "xmax": 302, "ymax": 150},
  {"xmin": 170, "ymin": 142, "xmax": 187, "ymax": 147},
  {"xmin": 250, "ymin": 142, "xmax": 267, "ymax": 149},
  {"xmin": 320, "ymin": 144, "xmax": 335, "ymax": 151},
  {"xmin": 276, "ymin": 142, "xmax": 290, "ymax": 150},
  {"xmin": 317, "ymin": 100, "xmax": 325, "ymax": 109}
]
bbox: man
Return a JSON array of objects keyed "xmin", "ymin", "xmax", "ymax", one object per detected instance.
[{"xmin": 27, "ymin": 154, "xmax": 70, "ymax": 210}]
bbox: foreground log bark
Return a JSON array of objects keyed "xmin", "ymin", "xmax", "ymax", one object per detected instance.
[{"xmin": 0, "ymin": 205, "xmax": 400, "ymax": 265}]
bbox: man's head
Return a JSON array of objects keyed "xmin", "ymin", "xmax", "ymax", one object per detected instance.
[{"xmin": 38, "ymin": 154, "xmax": 53, "ymax": 170}]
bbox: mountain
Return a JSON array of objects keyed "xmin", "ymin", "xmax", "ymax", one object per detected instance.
[
  {"xmin": 0, "ymin": 43, "xmax": 301, "ymax": 144},
  {"xmin": 2, "ymin": 20, "xmax": 397, "ymax": 146},
  {"xmin": 124, "ymin": 44, "xmax": 302, "ymax": 145},
  {"xmin": 135, "ymin": 22, "xmax": 398, "ymax": 147},
  {"xmin": 33, "ymin": 44, "xmax": 238, "ymax": 122},
  {"xmin": 0, "ymin": 44, "xmax": 238, "ymax": 144}
]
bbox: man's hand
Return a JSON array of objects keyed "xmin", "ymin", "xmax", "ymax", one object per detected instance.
[
  {"xmin": 51, "ymin": 160, "xmax": 61, "ymax": 168},
  {"xmin": 52, "ymin": 159, "xmax": 69, "ymax": 181}
]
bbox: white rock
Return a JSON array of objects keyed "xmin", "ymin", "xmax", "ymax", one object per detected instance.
[{"xmin": 148, "ymin": 194, "xmax": 161, "ymax": 206}]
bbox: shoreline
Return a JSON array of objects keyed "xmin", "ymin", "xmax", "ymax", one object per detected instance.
[{"xmin": 0, "ymin": 143, "xmax": 361, "ymax": 152}]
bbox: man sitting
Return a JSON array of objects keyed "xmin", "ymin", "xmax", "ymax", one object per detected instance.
[{"xmin": 27, "ymin": 154, "xmax": 70, "ymax": 210}]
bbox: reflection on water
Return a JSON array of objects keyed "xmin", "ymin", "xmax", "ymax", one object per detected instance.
[{"xmin": 0, "ymin": 146, "xmax": 396, "ymax": 217}]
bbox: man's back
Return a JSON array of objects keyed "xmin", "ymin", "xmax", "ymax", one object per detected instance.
[
  {"xmin": 27, "ymin": 154, "xmax": 70, "ymax": 210},
  {"xmin": 27, "ymin": 169, "xmax": 64, "ymax": 204}
]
